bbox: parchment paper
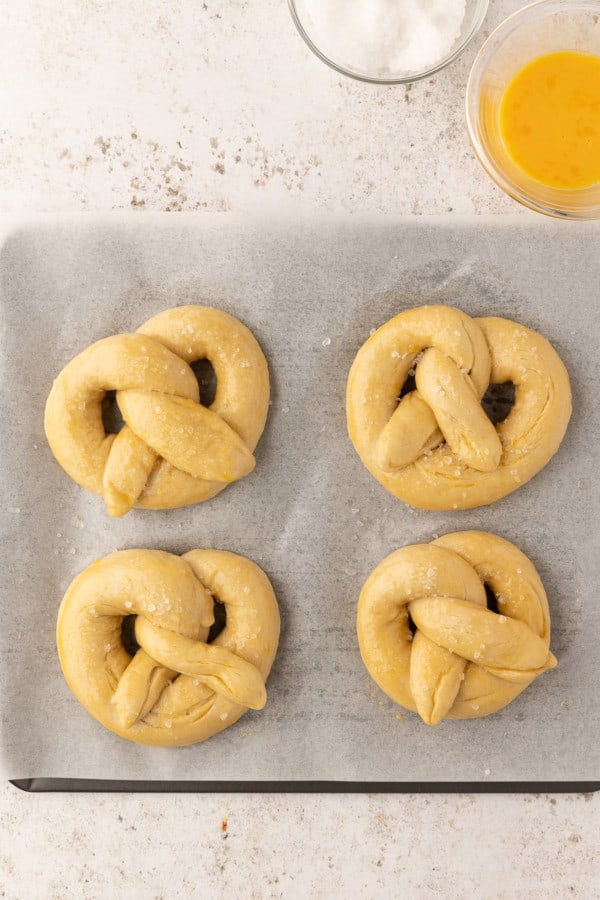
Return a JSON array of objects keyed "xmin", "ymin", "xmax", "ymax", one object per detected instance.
[{"xmin": 1, "ymin": 213, "xmax": 598, "ymax": 784}]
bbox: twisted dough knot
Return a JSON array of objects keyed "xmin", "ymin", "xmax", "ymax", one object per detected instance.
[
  {"xmin": 357, "ymin": 531, "xmax": 556, "ymax": 725},
  {"xmin": 347, "ymin": 305, "xmax": 571, "ymax": 509},
  {"xmin": 57, "ymin": 549, "xmax": 280, "ymax": 746},
  {"xmin": 45, "ymin": 306, "xmax": 270, "ymax": 516}
]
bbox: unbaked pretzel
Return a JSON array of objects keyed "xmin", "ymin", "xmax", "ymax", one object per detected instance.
[
  {"xmin": 346, "ymin": 305, "xmax": 571, "ymax": 509},
  {"xmin": 44, "ymin": 306, "xmax": 270, "ymax": 516},
  {"xmin": 357, "ymin": 531, "xmax": 556, "ymax": 725},
  {"xmin": 57, "ymin": 548, "xmax": 280, "ymax": 746}
]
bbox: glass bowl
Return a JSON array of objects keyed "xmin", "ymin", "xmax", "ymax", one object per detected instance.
[
  {"xmin": 288, "ymin": 0, "xmax": 489, "ymax": 84},
  {"xmin": 466, "ymin": 0, "xmax": 600, "ymax": 219}
]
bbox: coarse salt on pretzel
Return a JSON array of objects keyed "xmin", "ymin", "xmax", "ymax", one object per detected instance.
[
  {"xmin": 346, "ymin": 305, "xmax": 571, "ymax": 510},
  {"xmin": 44, "ymin": 305, "xmax": 269, "ymax": 516},
  {"xmin": 357, "ymin": 531, "xmax": 556, "ymax": 725},
  {"xmin": 57, "ymin": 548, "xmax": 280, "ymax": 746}
]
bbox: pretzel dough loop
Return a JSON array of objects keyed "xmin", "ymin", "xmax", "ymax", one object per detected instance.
[
  {"xmin": 357, "ymin": 531, "xmax": 556, "ymax": 725},
  {"xmin": 57, "ymin": 549, "xmax": 280, "ymax": 747},
  {"xmin": 346, "ymin": 305, "xmax": 572, "ymax": 510},
  {"xmin": 44, "ymin": 306, "xmax": 270, "ymax": 515}
]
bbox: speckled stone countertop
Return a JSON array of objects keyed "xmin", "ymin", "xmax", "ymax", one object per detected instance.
[{"xmin": 1, "ymin": 1, "xmax": 598, "ymax": 897}]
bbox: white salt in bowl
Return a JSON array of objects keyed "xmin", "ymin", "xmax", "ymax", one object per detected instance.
[{"xmin": 288, "ymin": 0, "xmax": 489, "ymax": 84}]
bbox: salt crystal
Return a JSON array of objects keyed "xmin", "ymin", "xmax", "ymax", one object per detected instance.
[
  {"xmin": 498, "ymin": 615, "xmax": 506, "ymax": 623},
  {"xmin": 369, "ymin": 328, "xmax": 376, "ymax": 336},
  {"xmin": 147, "ymin": 603, "xmax": 156, "ymax": 612},
  {"xmin": 124, "ymin": 600, "xmax": 132, "ymax": 609},
  {"xmin": 193, "ymin": 679, "xmax": 200, "ymax": 686},
  {"xmin": 89, "ymin": 607, "xmax": 98, "ymax": 617},
  {"xmin": 484, "ymin": 768, "xmax": 491, "ymax": 776},
  {"xmin": 472, "ymin": 703, "xmax": 480, "ymax": 711},
  {"xmin": 243, "ymin": 586, "xmax": 250, "ymax": 594},
  {"xmin": 186, "ymin": 323, "xmax": 194, "ymax": 333},
  {"xmin": 219, "ymin": 713, "xmax": 228, "ymax": 721},
  {"xmin": 391, "ymin": 351, "xmax": 400, "ymax": 359},
  {"xmin": 164, "ymin": 720, "xmax": 172, "ymax": 729},
  {"xmin": 473, "ymin": 651, "xmax": 481, "ymax": 659},
  {"xmin": 322, "ymin": 337, "xmax": 331, "ymax": 347}
]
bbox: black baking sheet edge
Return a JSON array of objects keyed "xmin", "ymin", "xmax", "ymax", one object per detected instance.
[{"xmin": 9, "ymin": 779, "xmax": 600, "ymax": 794}]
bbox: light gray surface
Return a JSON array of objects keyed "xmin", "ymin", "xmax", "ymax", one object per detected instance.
[
  {"xmin": 0, "ymin": 0, "xmax": 598, "ymax": 896},
  {"xmin": 0, "ymin": 0, "xmax": 525, "ymax": 218},
  {"xmin": 1, "ymin": 789, "xmax": 599, "ymax": 899},
  {"xmin": 1, "ymin": 213, "xmax": 598, "ymax": 783}
]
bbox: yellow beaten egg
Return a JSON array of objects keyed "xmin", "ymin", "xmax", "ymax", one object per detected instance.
[{"xmin": 499, "ymin": 51, "xmax": 600, "ymax": 190}]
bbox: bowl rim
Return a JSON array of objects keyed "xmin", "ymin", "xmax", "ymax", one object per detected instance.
[
  {"xmin": 288, "ymin": 0, "xmax": 490, "ymax": 85},
  {"xmin": 465, "ymin": 0, "xmax": 600, "ymax": 220}
]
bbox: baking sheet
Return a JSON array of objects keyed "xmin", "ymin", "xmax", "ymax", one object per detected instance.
[{"xmin": 1, "ymin": 213, "xmax": 599, "ymax": 786}]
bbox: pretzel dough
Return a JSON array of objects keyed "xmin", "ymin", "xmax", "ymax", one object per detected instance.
[
  {"xmin": 357, "ymin": 531, "xmax": 556, "ymax": 724},
  {"xmin": 346, "ymin": 305, "xmax": 571, "ymax": 509},
  {"xmin": 45, "ymin": 306, "xmax": 270, "ymax": 515},
  {"xmin": 57, "ymin": 548, "xmax": 280, "ymax": 746}
]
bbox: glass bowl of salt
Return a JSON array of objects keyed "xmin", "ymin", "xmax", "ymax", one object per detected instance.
[{"xmin": 288, "ymin": 0, "xmax": 489, "ymax": 83}]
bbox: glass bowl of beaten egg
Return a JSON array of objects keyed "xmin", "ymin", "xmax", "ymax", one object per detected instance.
[
  {"xmin": 289, "ymin": 0, "xmax": 489, "ymax": 84},
  {"xmin": 466, "ymin": 0, "xmax": 600, "ymax": 219}
]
